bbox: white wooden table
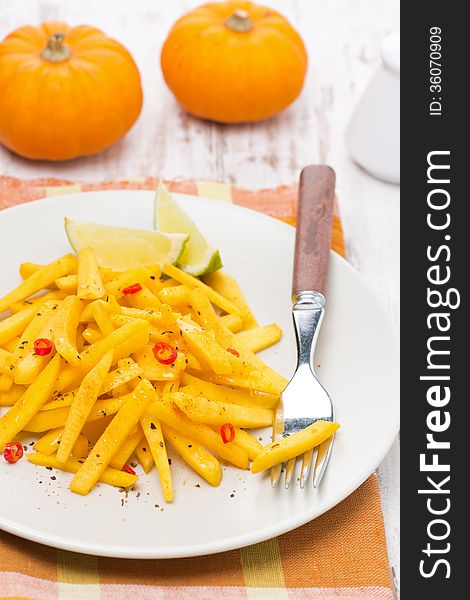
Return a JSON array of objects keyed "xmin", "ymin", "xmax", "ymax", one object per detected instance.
[{"xmin": 0, "ymin": 0, "xmax": 400, "ymax": 595}]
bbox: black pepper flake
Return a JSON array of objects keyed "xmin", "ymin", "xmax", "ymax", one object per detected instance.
[
  {"xmin": 195, "ymin": 483, "xmax": 200, "ymax": 488},
  {"xmin": 150, "ymin": 422, "xmax": 157, "ymax": 430},
  {"xmin": 230, "ymin": 493, "xmax": 235, "ymax": 498},
  {"xmin": 50, "ymin": 476, "xmax": 56, "ymax": 480},
  {"xmin": 168, "ymin": 459, "xmax": 172, "ymax": 465},
  {"xmin": 142, "ymin": 447, "xmax": 147, "ymax": 452},
  {"xmin": 46, "ymin": 466, "xmax": 53, "ymax": 470},
  {"xmin": 150, "ymin": 275, "xmax": 156, "ymax": 280},
  {"xmin": 159, "ymin": 441, "xmax": 164, "ymax": 448},
  {"xmin": 188, "ymin": 444, "xmax": 192, "ymax": 448},
  {"xmin": 78, "ymin": 460, "xmax": 84, "ymax": 463}
]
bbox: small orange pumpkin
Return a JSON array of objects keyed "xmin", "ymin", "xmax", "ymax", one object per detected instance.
[
  {"xmin": 0, "ymin": 23, "xmax": 143, "ymax": 161},
  {"xmin": 161, "ymin": 1, "xmax": 308, "ymax": 123}
]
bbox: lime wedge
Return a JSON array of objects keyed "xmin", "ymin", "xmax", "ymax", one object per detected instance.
[
  {"xmin": 65, "ymin": 217, "xmax": 188, "ymax": 271},
  {"xmin": 154, "ymin": 182, "xmax": 223, "ymax": 276}
]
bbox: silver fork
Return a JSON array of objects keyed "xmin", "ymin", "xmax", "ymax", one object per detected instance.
[{"xmin": 271, "ymin": 165, "xmax": 336, "ymax": 489}]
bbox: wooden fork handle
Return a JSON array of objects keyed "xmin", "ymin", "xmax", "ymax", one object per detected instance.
[{"xmin": 292, "ymin": 165, "xmax": 336, "ymax": 298}]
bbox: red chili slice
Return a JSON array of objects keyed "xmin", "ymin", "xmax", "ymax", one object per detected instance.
[
  {"xmin": 220, "ymin": 423, "xmax": 236, "ymax": 444},
  {"xmin": 122, "ymin": 283, "xmax": 142, "ymax": 295},
  {"xmin": 33, "ymin": 338, "xmax": 53, "ymax": 356},
  {"xmin": 3, "ymin": 441, "xmax": 24, "ymax": 464},
  {"xmin": 123, "ymin": 464, "xmax": 136, "ymax": 475},
  {"xmin": 152, "ymin": 342, "xmax": 178, "ymax": 365},
  {"xmin": 226, "ymin": 347, "xmax": 240, "ymax": 357}
]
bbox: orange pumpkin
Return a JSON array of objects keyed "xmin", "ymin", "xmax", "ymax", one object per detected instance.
[
  {"xmin": 161, "ymin": 1, "xmax": 308, "ymax": 124},
  {"xmin": 0, "ymin": 23, "xmax": 143, "ymax": 161}
]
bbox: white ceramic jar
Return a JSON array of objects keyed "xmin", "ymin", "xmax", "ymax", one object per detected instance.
[{"xmin": 346, "ymin": 31, "xmax": 400, "ymax": 184}]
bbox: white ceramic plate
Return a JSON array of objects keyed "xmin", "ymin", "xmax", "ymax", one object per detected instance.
[{"xmin": 0, "ymin": 190, "xmax": 399, "ymax": 558}]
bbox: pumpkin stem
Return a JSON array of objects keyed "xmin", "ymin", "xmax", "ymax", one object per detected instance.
[
  {"xmin": 40, "ymin": 32, "xmax": 71, "ymax": 63},
  {"xmin": 224, "ymin": 9, "xmax": 254, "ymax": 33}
]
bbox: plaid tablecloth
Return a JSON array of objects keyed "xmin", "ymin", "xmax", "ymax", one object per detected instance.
[{"xmin": 0, "ymin": 175, "xmax": 394, "ymax": 600}]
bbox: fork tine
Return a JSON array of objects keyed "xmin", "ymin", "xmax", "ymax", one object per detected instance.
[
  {"xmin": 271, "ymin": 463, "xmax": 282, "ymax": 488},
  {"xmin": 313, "ymin": 436, "xmax": 335, "ymax": 488},
  {"xmin": 300, "ymin": 447, "xmax": 317, "ymax": 489},
  {"xmin": 284, "ymin": 457, "xmax": 296, "ymax": 488}
]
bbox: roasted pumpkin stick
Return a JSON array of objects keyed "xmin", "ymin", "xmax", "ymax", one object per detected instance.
[
  {"xmin": 188, "ymin": 287, "xmax": 287, "ymax": 393},
  {"xmin": 24, "ymin": 396, "xmax": 125, "ymax": 433},
  {"xmin": 0, "ymin": 384, "xmax": 25, "ymax": 407},
  {"xmin": 14, "ymin": 310, "xmax": 60, "ymax": 385},
  {"xmin": 55, "ymin": 274, "xmax": 78, "ymax": 295},
  {"xmin": 235, "ymin": 324, "xmax": 282, "ymax": 353},
  {"xmin": 53, "ymin": 295, "xmax": 83, "ymax": 365},
  {"xmin": 57, "ymin": 350, "xmax": 114, "ymax": 463},
  {"xmin": 0, "ymin": 254, "xmax": 76, "ymax": 314},
  {"xmin": 202, "ymin": 270, "xmax": 258, "ymax": 329},
  {"xmin": 109, "ymin": 426, "xmax": 144, "ymax": 470},
  {"xmin": 70, "ymin": 379, "xmax": 155, "ymax": 495},
  {"xmin": 28, "ymin": 453, "xmax": 138, "ymax": 489},
  {"xmin": 162, "ymin": 263, "xmax": 243, "ymax": 317},
  {"xmin": 141, "ymin": 415, "xmax": 173, "ymax": 501},
  {"xmin": 251, "ymin": 421, "xmax": 340, "ymax": 474},
  {"xmin": 77, "ymin": 246, "xmax": 105, "ymax": 300},
  {"xmin": 0, "ymin": 354, "xmax": 61, "ymax": 451},
  {"xmin": 162, "ymin": 422, "xmax": 222, "ymax": 487},
  {"xmin": 171, "ymin": 391, "xmax": 273, "ymax": 429},
  {"xmin": 180, "ymin": 374, "xmax": 279, "ymax": 409},
  {"xmin": 135, "ymin": 442, "xmax": 154, "ymax": 473},
  {"xmin": 0, "ymin": 303, "xmax": 43, "ymax": 346},
  {"xmin": 147, "ymin": 395, "xmax": 249, "ymax": 470}
]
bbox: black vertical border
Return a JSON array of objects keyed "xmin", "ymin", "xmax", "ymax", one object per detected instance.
[{"xmin": 401, "ymin": 3, "xmax": 466, "ymax": 598}]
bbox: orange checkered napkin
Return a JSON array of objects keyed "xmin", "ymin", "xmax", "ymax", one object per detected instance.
[{"xmin": 0, "ymin": 176, "xmax": 392, "ymax": 600}]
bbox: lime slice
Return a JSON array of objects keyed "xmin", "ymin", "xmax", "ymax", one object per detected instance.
[
  {"xmin": 154, "ymin": 182, "xmax": 223, "ymax": 276},
  {"xmin": 65, "ymin": 217, "xmax": 188, "ymax": 271}
]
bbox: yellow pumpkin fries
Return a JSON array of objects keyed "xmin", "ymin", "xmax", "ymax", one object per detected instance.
[
  {"xmin": 70, "ymin": 379, "xmax": 154, "ymax": 495},
  {"xmin": 53, "ymin": 295, "xmax": 83, "ymax": 365},
  {"xmin": 57, "ymin": 351, "xmax": 114, "ymax": 463},
  {"xmin": 162, "ymin": 422, "xmax": 222, "ymax": 487},
  {"xmin": 235, "ymin": 324, "xmax": 282, "ymax": 353},
  {"xmin": 0, "ymin": 354, "xmax": 61, "ymax": 451},
  {"xmin": 141, "ymin": 415, "xmax": 173, "ymax": 502},
  {"xmin": 77, "ymin": 246, "xmax": 105, "ymax": 300},
  {"xmin": 27, "ymin": 453, "xmax": 138, "ymax": 489},
  {"xmin": 109, "ymin": 426, "xmax": 144, "ymax": 470},
  {"xmin": 0, "ymin": 254, "xmax": 76, "ymax": 314},
  {"xmin": 0, "ymin": 235, "xmax": 336, "ymax": 503}
]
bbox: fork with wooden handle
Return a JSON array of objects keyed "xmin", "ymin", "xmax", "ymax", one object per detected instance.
[{"xmin": 271, "ymin": 165, "xmax": 337, "ymax": 488}]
